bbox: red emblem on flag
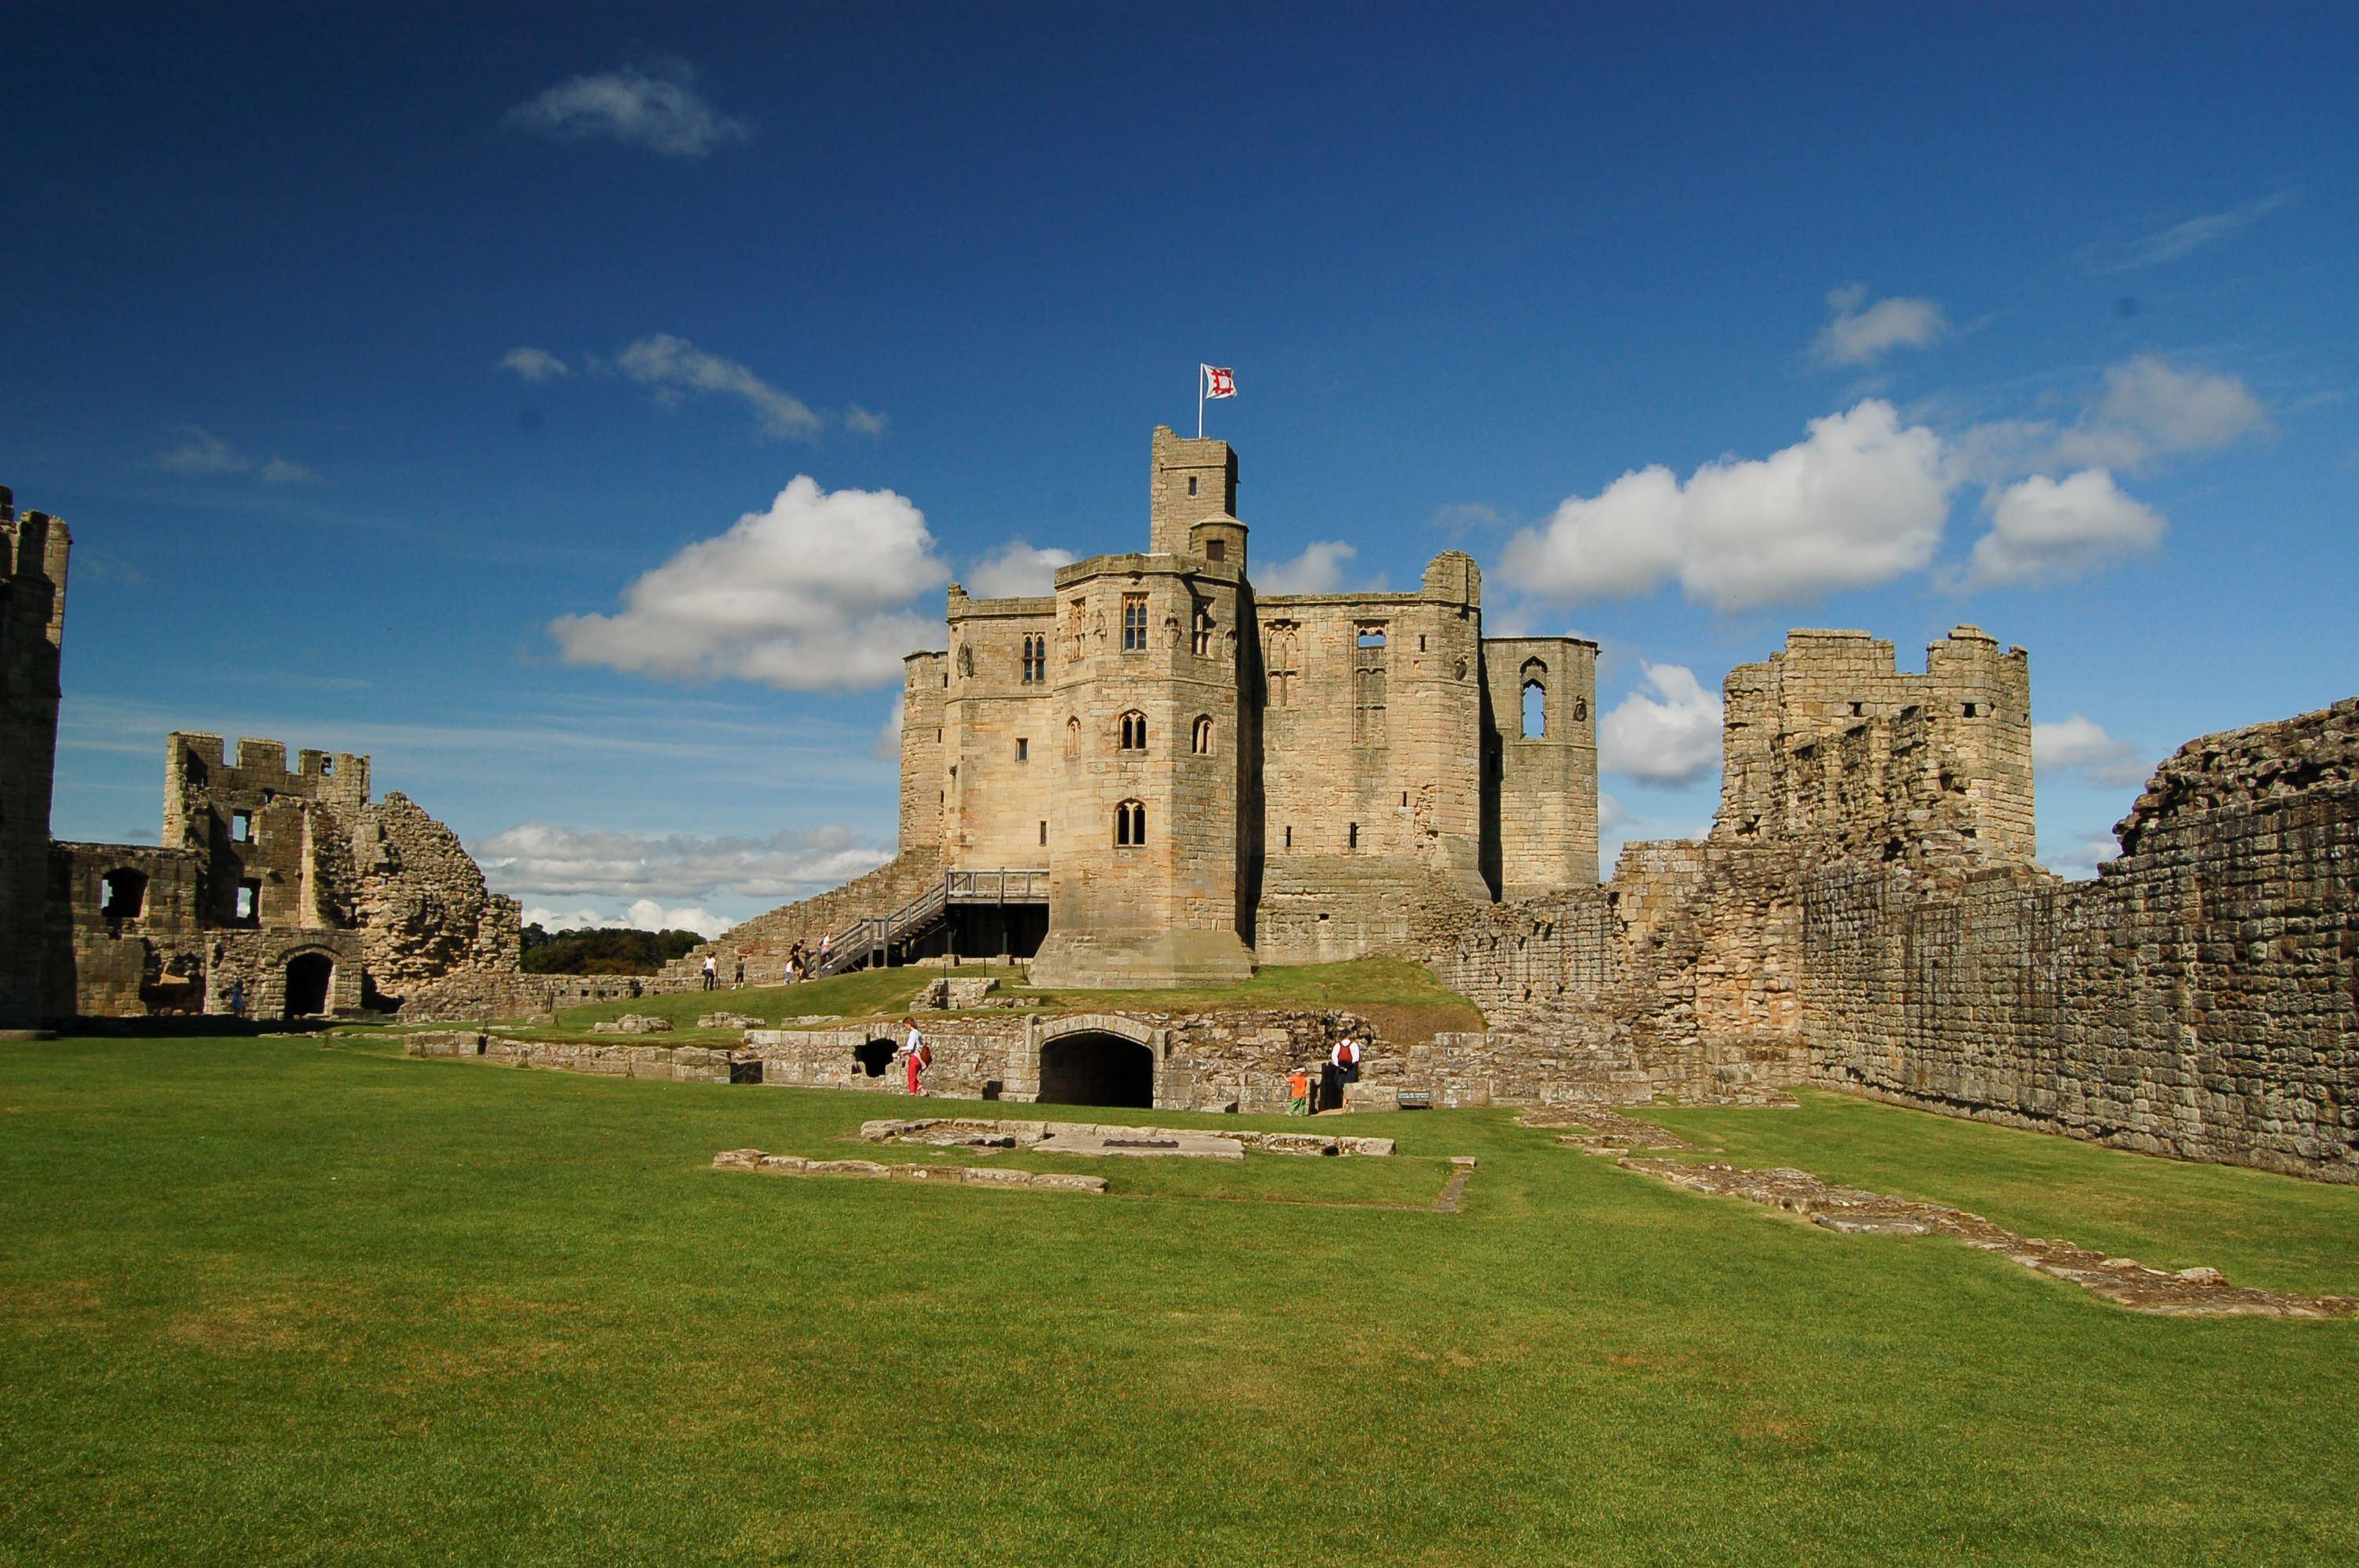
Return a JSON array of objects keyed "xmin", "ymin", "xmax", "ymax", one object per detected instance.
[{"xmin": 1202, "ymin": 365, "xmax": 1236, "ymax": 398}]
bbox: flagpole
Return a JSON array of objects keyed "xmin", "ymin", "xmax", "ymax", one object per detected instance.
[{"xmin": 1196, "ymin": 364, "xmax": 1205, "ymax": 439}]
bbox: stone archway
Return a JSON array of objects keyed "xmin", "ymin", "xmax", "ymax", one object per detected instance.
[
  {"xmin": 1036, "ymin": 1033, "xmax": 1155, "ymax": 1109},
  {"xmin": 283, "ymin": 951, "xmax": 335, "ymax": 1018}
]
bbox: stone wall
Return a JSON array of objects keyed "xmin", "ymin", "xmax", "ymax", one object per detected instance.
[
  {"xmin": 1805, "ymin": 700, "xmax": 2359, "ymax": 1181},
  {"xmin": 395, "ymin": 970, "xmax": 671, "ymax": 1023}
]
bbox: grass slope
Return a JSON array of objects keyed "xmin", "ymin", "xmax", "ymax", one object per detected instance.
[
  {"xmin": 542, "ymin": 958, "xmax": 1483, "ymax": 1047},
  {"xmin": 3, "ymin": 1040, "xmax": 2355, "ymax": 1567}
]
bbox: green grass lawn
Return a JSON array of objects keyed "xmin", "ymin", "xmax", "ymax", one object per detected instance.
[{"xmin": 4, "ymin": 1038, "xmax": 2356, "ymax": 1567}]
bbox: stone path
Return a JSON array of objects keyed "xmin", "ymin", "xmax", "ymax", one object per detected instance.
[
  {"xmin": 860, "ymin": 1117, "xmax": 1394, "ymax": 1158},
  {"xmin": 1609, "ymin": 1154, "xmax": 2354, "ymax": 1319}
]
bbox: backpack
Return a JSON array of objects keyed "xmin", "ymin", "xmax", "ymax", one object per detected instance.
[
  {"xmin": 912, "ymin": 1042, "xmax": 933, "ymax": 1070},
  {"xmin": 1337, "ymin": 1040, "xmax": 1361, "ymax": 1066}
]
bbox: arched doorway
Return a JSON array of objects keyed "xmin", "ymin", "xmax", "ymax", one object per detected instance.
[
  {"xmin": 284, "ymin": 953, "xmax": 334, "ymax": 1018},
  {"xmin": 1037, "ymin": 1033, "xmax": 1154, "ymax": 1108}
]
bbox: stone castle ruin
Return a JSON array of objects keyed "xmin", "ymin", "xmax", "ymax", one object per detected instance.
[
  {"xmin": 5, "ymin": 441, "xmax": 2354, "ymax": 1185},
  {"xmin": 1, "ymin": 485, "xmax": 521, "ymax": 1024}
]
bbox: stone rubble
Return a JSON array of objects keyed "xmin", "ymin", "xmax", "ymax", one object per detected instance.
[
  {"xmin": 857, "ymin": 1116, "xmax": 1394, "ymax": 1157},
  {"xmin": 590, "ymin": 1014, "xmax": 673, "ymax": 1034}
]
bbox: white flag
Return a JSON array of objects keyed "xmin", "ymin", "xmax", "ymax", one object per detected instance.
[{"xmin": 1201, "ymin": 365, "xmax": 1237, "ymax": 399}]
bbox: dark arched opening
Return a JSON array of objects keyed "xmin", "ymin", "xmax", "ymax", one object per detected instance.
[
  {"xmin": 1037, "ymin": 1033, "xmax": 1154, "ymax": 1109},
  {"xmin": 854, "ymin": 1039, "xmax": 896, "ymax": 1078},
  {"xmin": 284, "ymin": 953, "xmax": 334, "ymax": 1018}
]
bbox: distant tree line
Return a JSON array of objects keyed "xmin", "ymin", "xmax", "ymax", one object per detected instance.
[{"xmin": 519, "ymin": 925, "xmax": 706, "ymax": 975}]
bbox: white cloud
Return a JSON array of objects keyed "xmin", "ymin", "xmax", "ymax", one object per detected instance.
[
  {"xmin": 1599, "ymin": 663, "xmax": 1722, "ymax": 786},
  {"xmin": 1427, "ymin": 501, "xmax": 1510, "ymax": 536},
  {"xmin": 965, "ymin": 540, "xmax": 1075, "ymax": 597},
  {"xmin": 2033, "ymin": 714, "xmax": 2153, "ymax": 789},
  {"xmin": 844, "ymin": 405, "xmax": 889, "ymax": 437},
  {"xmin": 1256, "ymin": 540, "xmax": 1360, "ymax": 594},
  {"xmin": 522, "ymin": 900, "xmax": 733, "ymax": 940},
  {"xmin": 1962, "ymin": 469, "xmax": 2165, "ymax": 589},
  {"xmin": 260, "ymin": 457, "xmax": 318, "ymax": 485},
  {"xmin": 504, "ymin": 60, "xmax": 751, "ymax": 158},
  {"xmin": 2100, "ymin": 191, "xmax": 2294, "ymax": 271},
  {"xmin": 499, "ymin": 347, "xmax": 571, "ymax": 383},
  {"xmin": 872, "ymin": 695, "xmax": 905, "ymax": 762},
  {"xmin": 149, "ymin": 426, "xmax": 249, "ymax": 475},
  {"xmin": 2042, "ymin": 830, "xmax": 2125, "ymax": 881},
  {"xmin": 482, "ymin": 821, "xmax": 892, "ymax": 908},
  {"xmin": 1952, "ymin": 358, "xmax": 2270, "ymax": 484},
  {"xmin": 1812, "ymin": 285, "xmax": 1952, "ymax": 366},
  {"xmin": 617, "ymin": 333, "xmax": 822, "ymax": 441},
  {"xmin": 550, "ymin": 476, "xmax": 947, "ymax": 691},
  {"xmin": 1501, "ymin": 401, "xmax": 1951, "ymax": 612}
]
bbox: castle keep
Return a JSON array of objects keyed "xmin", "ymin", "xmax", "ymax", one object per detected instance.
[{"xmin": 897, "ymin": 426, "xmax": 1598, "ymax": 987}]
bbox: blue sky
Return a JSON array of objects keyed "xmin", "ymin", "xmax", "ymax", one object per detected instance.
[{"xmin": 7, "ymin": 3, "xmax": 2354, "ymax": 934}]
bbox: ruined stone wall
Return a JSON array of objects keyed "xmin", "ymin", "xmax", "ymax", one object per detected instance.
[
  {"xmin": 352, "ymin": 793, "xmax": 523, "ymax": 1006},
  {"xmin": 43, "ymin": 843, "xmax": 207, "ymax": 1017},
  {"xmin": 0, "ymin": 488, "xmax": 68, "ymax": 1028},
  {"xmin": 1806, "ymin": 700, "xmax": 2359, "ymax": 1182},
  {"xmin": 396, "ymin": 970, "xmax": 671, "ymax": 1022}
]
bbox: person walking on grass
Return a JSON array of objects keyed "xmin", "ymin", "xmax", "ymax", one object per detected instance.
[{"xmin": 901, "ymin": 1016, "xmax": 932, "ymax": 1096}]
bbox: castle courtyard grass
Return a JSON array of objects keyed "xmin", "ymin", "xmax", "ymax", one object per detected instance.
[{"xmin": 3, "ymin": 1036, "xmax": 2356, "ymax": 1567}]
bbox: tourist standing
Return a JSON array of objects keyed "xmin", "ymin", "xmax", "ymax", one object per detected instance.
[
  {"xmin": 701, "ymin": 953, "xmax": 718, "ymax": 992},
  {"xmin": 1287, "ymin": 1066, "xmax": 1311, "ymax": 1116},
  {"xmin": 1330, "ymin": 1034, "xmax": 1362, "ymax": 1108},
  {"xmin": 902, "ymin": 1016, "xmax": 931, "ymax": 1095},
  {"xmin": 732, "ymin": 955, "xmax": 745, "ymax": 989}
]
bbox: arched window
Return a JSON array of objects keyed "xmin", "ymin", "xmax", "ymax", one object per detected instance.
[
  {"xmin": 1065, "ymin": 717, "xmax": 1081, "ymax": 757},
  {"xmin": 1118, "ymin": 711, "xmax": 1147, "ymax": 751},
  {"xmin": 1191, "ymin": 602, "xmax": 1215, "ymax": 657},
  {"xmin": 1114, "ymin": 799, "xmax": 1147, "ymax": 846},
  {"xmin": 1191, "ymin": 715, "xmax": 1214, "ymax": 755},
  {"xmin": 1521, "ymin": 659, "xmax": 1548, "ymax": 739},
  {"xmin": 1021, "ymin": 634, "xmax": 1046, "ymax": 684}
]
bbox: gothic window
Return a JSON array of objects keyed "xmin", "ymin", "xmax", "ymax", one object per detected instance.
[
  {"xmin": 1353, "ymin": 663, "xmax": 1387, "ymax": 746},
  {"xmin": 1191, "ymin": 601, "xmax": 1215, "ymax": 657},
  {"xmin": 1066, "ymin": 717, "xmax": 1081, "ymax": 757},
  {"xmin": 1114, "ymin": 799, "xmax": 1147, "ymax": 846},
  {"xmin": 1521, "ymin": 658, "xmax": 1547, "ymax": 739},
  {"xmin": 1357, "ymin": 623, "xmax": 1387, "ymax": 648},
  {"xmin": 957, "ymin": 644, "xmax": 974, "ymax": 677},
  {"xmin": 1121, "ymin": 594, "xmax": 1148, "ymax": 652},
  {"xmin": 1119, "ymin": 711, "xmax": 1147, "ymax": 751},
  {"xmin": 1191, "ymin": 716, "xmax": 1214, "ymax": 755},
  {"xmin": 1267, "ymin": 622, "xmax": 1300, "ymax": 708},
  {"xmin": 1021, "ymin": 634, "xmax": 1047, "ymax": 683}
]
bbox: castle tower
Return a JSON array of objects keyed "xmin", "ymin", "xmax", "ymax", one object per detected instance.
[
  {"xmin": 0, "ymin": 486, "xmax": 70, "ymax": 1027},
  {"xmin": 1717, "ymin": 626, "xmax": 2034, "ymax": 869},
  {"xmin": 1027, "ymin": 434, "xmax": 1256, "ymax": 987}
]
